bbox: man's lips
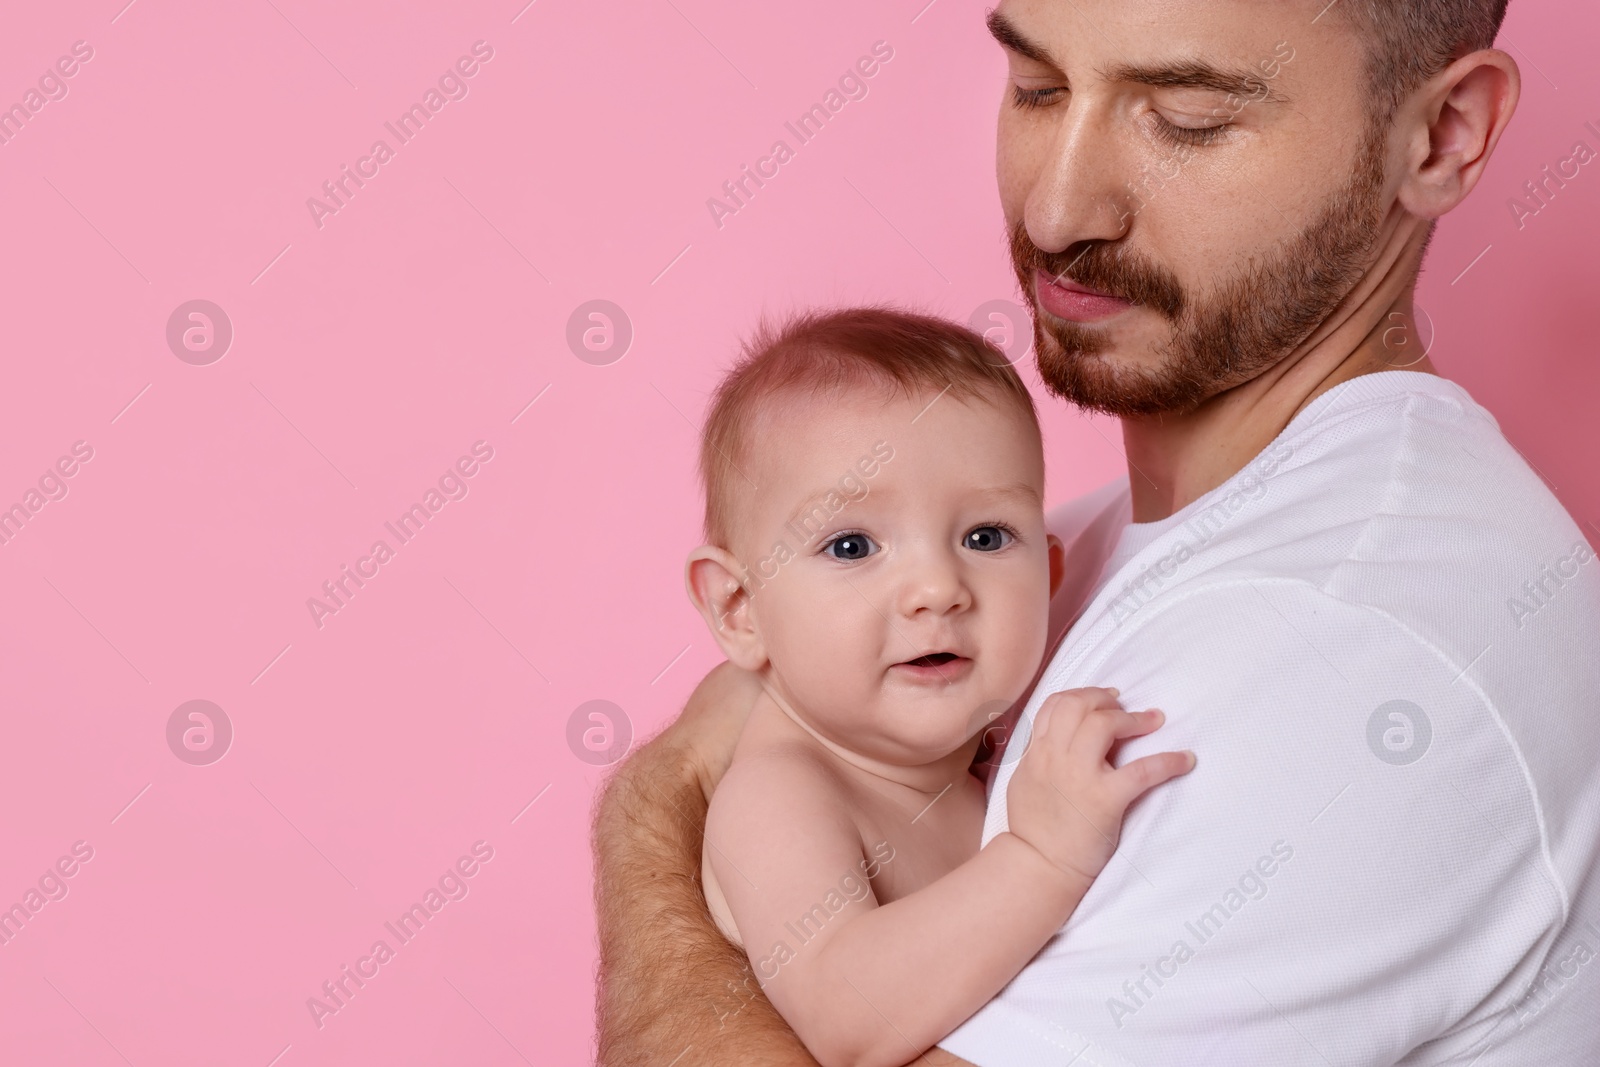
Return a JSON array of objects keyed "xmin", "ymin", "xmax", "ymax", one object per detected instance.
[
  {"xmin": 1035, "ymin": 268, "xmax": 1133, "ymax": 323},
  {"xmin": 890, "ymin": 652, "xmax": 974, "ymax": 683}
]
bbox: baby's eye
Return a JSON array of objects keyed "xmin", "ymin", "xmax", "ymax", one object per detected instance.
[
  {"xmin": 963, "ymin": 525, "xmax": 1013, "ymax": 552},
  {"xmin": 825, "ymin": 533, "xmax": 878, "ymax": 561}
]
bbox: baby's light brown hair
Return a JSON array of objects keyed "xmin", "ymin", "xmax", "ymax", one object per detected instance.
[{"xmin": 698, "ymin": 304, "xmax": 1041, "ymax": 550}]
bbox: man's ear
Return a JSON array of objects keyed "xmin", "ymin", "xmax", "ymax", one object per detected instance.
[
  {"xmin": 1047, "ymin": 533, "xmax": 1066, "ymax": 600},
  {"xmin": 1397, "ymin": 47, "xmax": 1520, "ymax": 220},
  {"xmin": 685, "ymin": 545, "xmax": 767, "ymax": 672}
]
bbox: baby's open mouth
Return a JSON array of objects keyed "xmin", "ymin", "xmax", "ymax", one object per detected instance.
[{"xmin": 901, "ymin": 652, "xmax": 962, "ymax": 668}]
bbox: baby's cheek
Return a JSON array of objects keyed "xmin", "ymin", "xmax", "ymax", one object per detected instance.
[
  {"xmin": 989, "ymin": 577, "xmax": 1052, "ymax": 686},
  {"xmin": 770, "ymin": 611, "xmax": 876, "ymax": 708},
  {"xmin": 802, "ymin": 630, "xmax": 875, "ymax": 701}
]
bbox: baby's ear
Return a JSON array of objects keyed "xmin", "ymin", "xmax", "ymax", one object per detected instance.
[
  {"xmin": 684, "ymin": 546, "xmax": 767, "ymax": 671},
  {"xmin": 1046, "ymin": 533, "xmax": 1066, "ymax": 600}
]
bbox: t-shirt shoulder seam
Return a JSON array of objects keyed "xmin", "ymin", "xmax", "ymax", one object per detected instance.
[
  {"xmin": 1315, "ymin": 389, "xmax": 1465, "ymax": 587},
  {"xmin": 1080, "ymin": 575, "xmax": 1571, "ymax": 928},
  {"xmin": 1305, "ymin": 391, "xmax": 1569, "ymax": 921},
  {"xmin": 1298, "ymin": 372, "xmax": 1478, "ymax": 435},
  {"xmin": 1336, "ymin": 601, "xmax": 1571, "ymax": 924}
]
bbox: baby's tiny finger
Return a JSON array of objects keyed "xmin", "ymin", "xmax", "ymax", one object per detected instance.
[
  {"xmin": 1032, "ymin": 701, "xmax": 1056, "ymax": 737},
  {"xmin": 1109, "ymin": 749, "xmax": 1196, "ymax": 806},
  {"xmin": 1112, "ymin": 708, "xmax": 1165, "ymax": 739}
]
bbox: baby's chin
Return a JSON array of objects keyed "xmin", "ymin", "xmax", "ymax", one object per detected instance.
[
  {"xmin": 856, "ymin": 687, "xmax": 1013, "ymax": 763},
  {"xmin": 778, "ymin": 665, "xmax": 1020, "ymax": 763}
]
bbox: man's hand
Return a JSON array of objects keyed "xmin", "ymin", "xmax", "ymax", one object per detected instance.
[
  {"xmin": 592, "ymin": 661, "xmax": 821, "ymax": 1066},
  {"xmin": 658, "ymin": 659, "xmax": 764, "ymax": 802}
]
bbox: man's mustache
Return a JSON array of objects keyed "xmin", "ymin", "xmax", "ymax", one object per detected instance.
[{"xmin": 1010, "ymin": 226, "xmax": 1186, "ymax": 320}]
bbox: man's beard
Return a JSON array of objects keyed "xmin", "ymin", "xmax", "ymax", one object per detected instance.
[{"xmin": 1011, "ymin": 121, "xmax": 1389, "ymax": 417}]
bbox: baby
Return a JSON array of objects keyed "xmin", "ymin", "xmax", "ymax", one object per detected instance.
[{"xmin": 684, "ymin": 306, "xmax": 1195, "ymax": 1067}]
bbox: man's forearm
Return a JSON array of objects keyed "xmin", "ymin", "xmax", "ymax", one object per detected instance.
[{"xmin": 592, "ymin": 734, "xmax": 820, "ymax": 1066}]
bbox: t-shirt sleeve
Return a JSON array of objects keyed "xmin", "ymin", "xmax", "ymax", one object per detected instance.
[{"xmin": 938, "ymin": 579, "xmax": 1568, "ymax": 1067}]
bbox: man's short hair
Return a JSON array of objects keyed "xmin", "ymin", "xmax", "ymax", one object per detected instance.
[
  {"xmin": 697, "ymin": 305, "xmax": 1040, "ymax": 550},
  {"xmin": 1337, "ymin": 0, "xmax": 1512, "ymax": 125}
]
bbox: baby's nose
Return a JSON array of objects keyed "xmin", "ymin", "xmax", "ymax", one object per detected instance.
[{"xmin": 895, "ymin": 553, "xmax": 973, "ymax": 616}]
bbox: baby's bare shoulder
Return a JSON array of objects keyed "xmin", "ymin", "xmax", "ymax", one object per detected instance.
[
  {"xmin": 715, "ymin": 740, "xmax": 848, "ymax": 804},
  {"xmin": 709, "ymin": 742, "xmax": 857, "ymax": 837}
]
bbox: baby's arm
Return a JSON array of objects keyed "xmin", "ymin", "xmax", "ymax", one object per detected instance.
[{"xmin": 707, "ymin": 688, "xmax": 1193, "ymax": 1067}]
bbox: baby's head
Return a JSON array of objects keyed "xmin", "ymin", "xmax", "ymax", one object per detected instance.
[{"xmin": 685, "ymin": 306, "xmax": 1064, "ymax": 767}]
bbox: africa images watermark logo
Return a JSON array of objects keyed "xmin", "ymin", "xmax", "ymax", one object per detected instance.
[
  {"xmin": 306, "ymin": 441, "xmax": 495, "ymax": 629},
  {"xmin": 1511, "ymin": 915, "xmax": 1600, "ymax": 1031},
  {"xmin": 1507, "ymin": 539, "xmax": 1595, "ymax": 629},
  {"xmin": 305, "ymin": 840, "xmax": 496, "ymax": 1029},
  {"xmin": 1366, "ymin": 699, "xmax": 1432, "ymax": 766},
  {"xmin": 0, "ymin": 841, "xmax": 95, "ymax": 949},
  {"xmin": 750, "ymin": 841, "xmax": 896, "ymax": 982},
  {"xmin": 566, "ymin": 699, "xmax": 633, "ymax": 766},
  {"xmin": 1106, "ymin": 840, "xmax": 1294, "ymax": 1028},
  {"xmin": 566, "ymin": 300, "xmax": 633, "ymax": 366},
  {"xmin": 1115, "ymin": 39, "xmax": 1294, "ymax": 229},
  {"xmin": 705, "ymin": 40, "xmax": 895, "ymax": 230},
  {"xmin": 0, "ymin": 441, "xmax": 95, "ymax": 549},
  {"xmin": 166, "ymin": 300, "xmax": 234, "ymax": 365},
  {"xmin": 0, "ymin": 39, "xmax": 94, "ymax": 149},
  {"xmin": 1506, "ymin": 118, "xmax": 1600, "ymax": 231},
  {"xmin": 730, "ymin": 440, "xmax": 895, "ymax": 602},
  {"xmin": 306, "ymin": 41, "xmax": 496, "ymax": 230},
  {"xmin": 1107, "ymin": 442, "xmax": 1294, "ymax": 625},
  {"xmin": 166, "ymin": 700, "xmax": 233, "ymax": 766}
]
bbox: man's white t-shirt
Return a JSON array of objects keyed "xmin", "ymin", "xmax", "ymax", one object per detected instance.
[{"xmin": 938, "ymin": 371, "xmax": 1600, "ymax": 1066}]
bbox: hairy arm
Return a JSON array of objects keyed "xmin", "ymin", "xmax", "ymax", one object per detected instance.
[{"xmin": 592, "ymin": 662, "xmax": 821, "ymax": 1066}]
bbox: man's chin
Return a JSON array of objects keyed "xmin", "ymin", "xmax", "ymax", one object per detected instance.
[{"xmin": 1032, "ymin": 327, "xmax": 1197, "ymax": 417}]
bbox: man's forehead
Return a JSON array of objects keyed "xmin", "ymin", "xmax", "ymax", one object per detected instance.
[{"xmin": 988, "ymin": 0, "xmax": 1324, "ymax": 94}]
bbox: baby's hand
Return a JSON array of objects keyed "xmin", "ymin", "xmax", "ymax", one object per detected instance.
[{"xmin": 1004, "ymin": 687, "xmax": 1194, "ymax": 888}]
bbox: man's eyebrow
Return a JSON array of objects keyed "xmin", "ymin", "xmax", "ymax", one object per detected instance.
[
  {"xmin": 986, "ymin": 10, "xmax": 1290, "ymax": 107},
  {"xmin": 986, "ymin": 9, "xmax": 1059, "ymax": 68},
  {"xmin": 1100, "ymin": 59, "xmax": 1290, "ymax": 105}
]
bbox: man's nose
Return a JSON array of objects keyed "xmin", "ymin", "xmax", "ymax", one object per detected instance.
[{"xmin": 1024, "ymin": 100, "xmax": 1135, "ymax": 255}]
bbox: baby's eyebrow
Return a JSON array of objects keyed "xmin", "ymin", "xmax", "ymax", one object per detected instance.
[
  {"xmin": 784, "ymin": 485, "xmax": 873, "ymax": 530},
  {"xmin": 781, "ymin": 480, "xmax": 1040, "ymax": 530},
  {"xmin": 979, "ymin": 481, "xmax": 1043, "ymax": 505}
]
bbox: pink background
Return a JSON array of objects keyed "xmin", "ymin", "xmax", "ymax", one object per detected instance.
[{"xmin": 0, "ymin": 1, "xmax": 1595, "ymax": 1063}]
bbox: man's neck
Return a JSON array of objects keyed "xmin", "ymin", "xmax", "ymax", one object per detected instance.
[{"xmin": 1121, "ymin": 221, "xmax": 1440, "ymax": 524}]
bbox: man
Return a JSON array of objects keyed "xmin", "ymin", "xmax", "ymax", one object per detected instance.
[{"xmin": 593, "ymin": 0, "xmax": 1600, "ymax": 1063}]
